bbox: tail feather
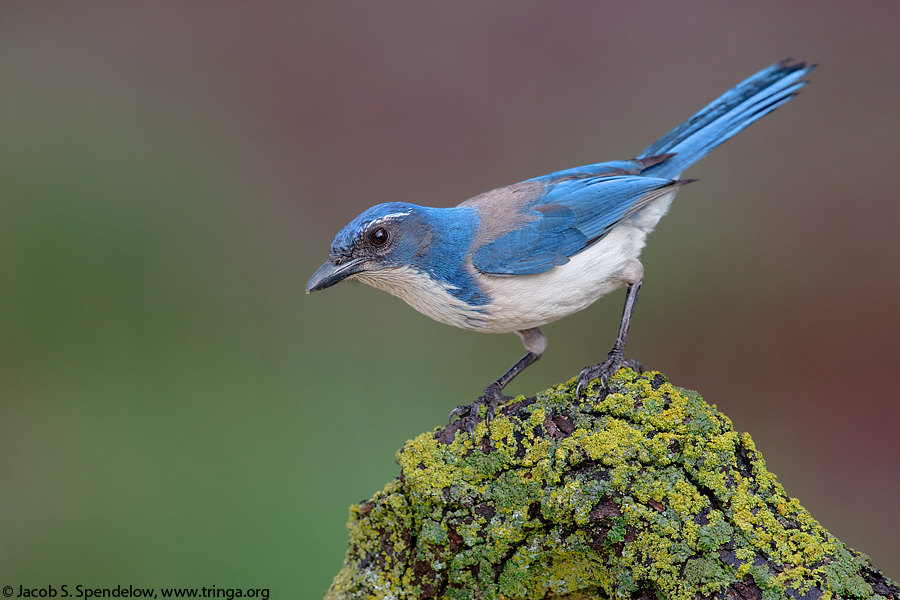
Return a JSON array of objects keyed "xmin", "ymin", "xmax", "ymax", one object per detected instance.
[{"xmin": 639, "ymin": 59, "xmax": 815, "ymax": 179}]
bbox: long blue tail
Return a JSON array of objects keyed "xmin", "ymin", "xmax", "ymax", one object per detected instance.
[{"xmin": 639, "ymin": 59, "xmax": 814, "ymax": 179}]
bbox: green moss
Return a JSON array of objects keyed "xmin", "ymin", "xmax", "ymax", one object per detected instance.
[{"xmin": 325, "ymin": 369, "xmax": 897, "ymax": 599}]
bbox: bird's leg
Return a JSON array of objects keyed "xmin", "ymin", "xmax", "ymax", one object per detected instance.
[
  {"xmin": 449, "ymin": 351, "xmax": 540, "ymax": 434},
  {"xmin": 450, "ymin": 327, "xmax": 546, "ymax": 435},
  {"xmin": 576, "ymin": 278, "xmax": 644, "ymax": 397}
]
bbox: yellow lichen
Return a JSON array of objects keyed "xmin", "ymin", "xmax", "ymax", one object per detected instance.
[{"xmin": 326, "ymin": 369, "xmax": 896, "ymax": 600}]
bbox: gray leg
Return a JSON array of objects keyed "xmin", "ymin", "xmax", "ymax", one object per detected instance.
[
  {"xmin": 450, "ymin": 327, "xmax": 545, "ymax": 434},
  {"xmin": 576, "ymin": 278, "xmax": 644, "ymax": 397}
]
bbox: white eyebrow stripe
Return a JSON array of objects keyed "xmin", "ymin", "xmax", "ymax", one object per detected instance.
[{"xmin": 374, "ymin": 211, "xmax": 411, "ymax": 221}]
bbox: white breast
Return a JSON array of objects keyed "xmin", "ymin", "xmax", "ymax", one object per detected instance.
[{"xmin": 353, "ymin": 266, "xmax": 489, "ymax": 330}]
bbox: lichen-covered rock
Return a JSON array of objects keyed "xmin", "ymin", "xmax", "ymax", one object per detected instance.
[{"xmin": 325, "ymin": 369, "xmax": 898, "ymax": 600}]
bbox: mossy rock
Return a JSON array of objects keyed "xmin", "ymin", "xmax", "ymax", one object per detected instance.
[{"xmin": 325, "ymin": 369, "xmax": 898, "ymax": 600}]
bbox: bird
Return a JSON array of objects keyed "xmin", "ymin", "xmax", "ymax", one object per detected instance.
[{"xmin": 306, "ymin": 59, "xmax": 814, "ymax": 433}]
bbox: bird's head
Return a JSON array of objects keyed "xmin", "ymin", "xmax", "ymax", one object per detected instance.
[{"xmin": 306, "ymin": 202, "xmax": 432, "ymax": 293}]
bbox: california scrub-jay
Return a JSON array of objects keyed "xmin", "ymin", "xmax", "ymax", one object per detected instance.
[{"xmin": 307, "ymin": 59, "xmax": 814, "ymax": 432}]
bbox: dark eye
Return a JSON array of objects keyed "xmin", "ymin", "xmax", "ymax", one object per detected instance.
[{"xmin": 368, "ymin": 227, "xmax": 388, "ymax": 247}]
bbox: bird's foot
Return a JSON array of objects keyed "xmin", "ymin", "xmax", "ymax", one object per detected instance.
[
  {"xmin": 576, "ymin": 355, "xmax": 643, "ymax": 398},
  {"xmin": 449, "ymin": 383, "xmax": 510, "ymax": 435}
]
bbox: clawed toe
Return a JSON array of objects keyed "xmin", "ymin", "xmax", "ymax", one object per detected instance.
[
  {"xmin": 448, "ymin": 404, "xmax": 471, "ymax": 421},
  {"xmin": 576, "ymin": 356, "xmax": 643, "ymax": 397},
  {"xmin": 575, "ymin": 365, "xmax": 600, "ymax": 398},
  {"xmin": 448, "ymin": 384, "xmax": 509, "ymax": 434},
  {"xmin": 622, "ymin": 358, "xmax": 644, "ymax": 375}
]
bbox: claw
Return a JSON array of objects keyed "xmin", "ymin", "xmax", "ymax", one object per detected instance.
[
  {"xmin": 576, "ymin": 354, "xmax": 643, "ymax": 398},
  {"xmin": 623, "ymin": 358, "xmax": 644, "ymax": 375},
  {"xmin": 448, "ymin": 383, "xmax": 508, "ymax": 434},
  {"xmin": 575, "ymin": 378, "xmax": 588, "ymax": 398},
  {"xmin": 448, "ymin": 404, "xmax": 469, "ymax": 421}
]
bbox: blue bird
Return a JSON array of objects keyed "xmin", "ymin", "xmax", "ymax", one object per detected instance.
[{"xmin": 307, "ymin": 59, "xmax": 814, "ymax": 433}]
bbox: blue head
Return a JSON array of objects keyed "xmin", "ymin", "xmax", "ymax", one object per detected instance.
[
  {"xmin": 306, "ymin": 202, "xmax": 433, "ymax": 293},
  {"xmin": 307, "ymin": 201, "xmax": 489, "ymax": 313}
]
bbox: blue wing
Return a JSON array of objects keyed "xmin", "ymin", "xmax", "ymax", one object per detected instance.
[
  {"xmin": 472, "ymin": 174, "xmax": 678, "ymax": 275},
  {"xmin": 470, "ymin": 60, "xmax": 813, "ymax": 276}
]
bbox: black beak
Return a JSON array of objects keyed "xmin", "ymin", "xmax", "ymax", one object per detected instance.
[{"xmin": 306, "ymin": 257, "xmax": 365, "ymax": 293}]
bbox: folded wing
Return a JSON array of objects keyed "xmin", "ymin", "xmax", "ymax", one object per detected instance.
[{"xmin": 472, "ymin": 174, "xmax": 680, "ymax": 275}]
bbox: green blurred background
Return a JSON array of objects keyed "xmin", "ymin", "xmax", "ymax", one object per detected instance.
[{"xmin": 2, "ymin": 1, "xmax": 898, "ymax": 596}]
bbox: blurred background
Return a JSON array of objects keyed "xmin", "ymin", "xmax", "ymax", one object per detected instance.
[{"xmin": 1, "ymin": 1, "xmax": 898, "ymax": 596}]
